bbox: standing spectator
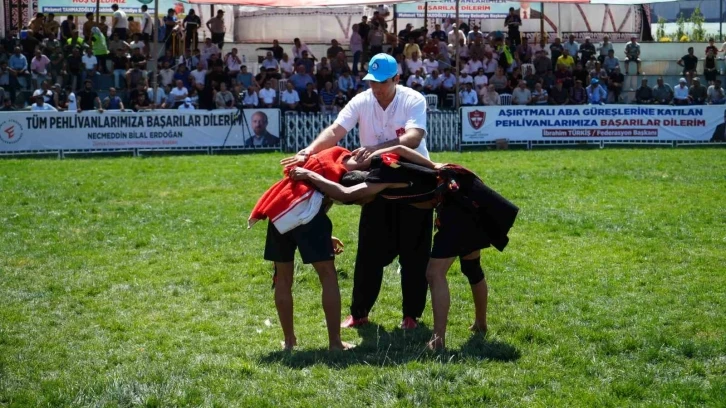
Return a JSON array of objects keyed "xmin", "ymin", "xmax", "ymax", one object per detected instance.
[
  {"xmin": 64, "ymin": 47, "xmax": 83, "ymax": 91},
  {"xmin": 350, "ymin": 24, "xmax": 363, "ymax": 75},
  {"xmin": 77, "ymin": 79, "xmax": 102, "ymax": 112},
  {"xmin": 579, "ymin": 37, "xmax": 596, "ymax": 64},
  {"xmin": 45, "ymin": 13, "xmax": 60, "ymax": 40},
  {"xmin": 29, "ymin": 13, "xmax": 45, "ymax": 35},
  {"xmin": 128, "ymin": 16, "xmax": 141, "ymax": 36},
  {"xmin": 61, "ymin": 16, "xmax": 76, "ymax": 42},
  {"xmin": 598, "ymin": 35, "xmax": 613, "ymax": 64},
  {"xmin": 111, "ymin": 4, "xmax": 128, "ymax": 40},
  {"xmin": 82, "ymin": 13, "xmax": 97, "ymax": 43},
  {"xmin": 677, "ymin": 47, "xmax": 698, "ymax": 77},
  {"xmin": 431, "ymin": 23, "xmax": 446, "ymax": 42},
  {"xmin": 673, "ymin": 77, "xmax": 690, "ymax": 105},
  {"xmin": 533, "ymin": 50, "xmax": 551, "ymax": 76},
  {"xmin": 327, "ymin": 39, "xmax": 344, "ymax": 60},
  {"xmin": 706, "ymin": 38, "xmax": 718, "ymax": 56},
  {"xmin": 652, "ymin": 77, "xmax": 673, "ymax": 104},
  {"xmin": 182, "ymin": 9, "xmax": 201, "ymax": 51},
  {"xmin": 97, "ymin": 16, "xmax": 109, "ymax": 39},
  {"xmin": 279, "ymin": 53, "xmax": 295, "ymax": 78},
  {"xmin": 608, "ymin": 65, "xmax": 624, "ymax": 103},
  {"xmin": 569, "ymin": 80, "xmax": 587, "ymax": 104},
  {"xmin": 459, "ymin": 82, "xmax": 478, "ymax": 106},
  {"xmin": 512, "ymin": 80, "xmax": 531, "ymax": 105},
  {"xmin": 215, "ymin": 81, "xmax": 235, "ymax": 109},
  {"xmin": 367, "ymin": 22, "xmax": 385, "ymax": 56},
  {"xmin": 318, "ymin": 81, "xmax": 336, "ymax": 112},
  {"xmin": 291, "ymin": 38, "xmax": 314, "ymax": 61},
  {"xmin": 707, "ymin": 79, "xmax": 726, "ymax": 104},
  {"xmin": 549, "ymin": 37, "xmax": 563, "ymax": 69},
  {"xmin": 103, "ymin": 87, "xmax": 125, "ymax": 110},
  {"xmin": 563, "ymin": 35, "xmax": 580, "ymax": 63},
  {"xmin": 30, "ymin": 49, "xmax": 51, "ymax": 89},
  {"xmin": 623, "ymin": 36, "xmax": 641, "ymax": 75},
  {"xmin": 398, "ymin": 23, "xmax": 413, "ymax": 42},
  {"xmin": 299, "ymin": 82, "xmax": 319, "ymax": 113},
  {"xmin": 480, "ymin": 84, "xmax": 499, "ymax": 105},
  {"xmin": 549, "ymin": 80, "xmax": 568, "ymax": 105},
  {"xmin": 90, "ymin": 27, "xmax": 109, "ymax": 74},
  {"xmin": 139, "ymin": 5, "xmax": 154, "ymax": 48},
  {"xmin": 587, "ymin": 78, "xmax": 606, "ymax": 105},
  {"xmin": 635, "ymin": 78, "xmax": 653, "ymax": 104},
  {"xmin": 504, "ymin": 8, "xmax": 522, "ymax": 46},
  {"xmin": 256, "ymin": 39, "xmax": 284, "ymax": 61},
  {"xmin": 689, "ymin": 77, "xmax": 707, "ymax": 105},
  {"xmin": 258, "ymin": 80, "xmax": 277, "ymax": 108},
  {"xmin": 703, "ymin": 50, "xmax": 718, "ymax": 84},
  {"xmin": 279, "ymin": 81, "xmax": 299, "ymax": 111},
  {"xmin": 602, "ymin": 49, "xmax": 619, "ymax": 74},
  {"xmin": 206, "ymin": 10, "xmax": 226, "ymax": 49}
]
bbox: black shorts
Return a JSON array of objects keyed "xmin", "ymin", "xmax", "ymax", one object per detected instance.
[
  {"xmin": 264, "ymin": 209, "xmax": 334, "ymax": 264},
  {"xmin": 142, "ymin": 33, "xmax": 151, "ymax": 42},
  {"xmin": 431, "ymin": 201, "xmax": 490, "ymax": 259}
]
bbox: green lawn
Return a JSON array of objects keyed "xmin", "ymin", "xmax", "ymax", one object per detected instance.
[{"xmin": 1, "ymin": 149, "xmax": 725, "ymax": 407}]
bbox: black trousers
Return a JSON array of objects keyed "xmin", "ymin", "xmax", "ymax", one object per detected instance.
[
  {"xmin": 350, "ymin": 198, "xmax": 433, "ymax": 320},
  {"xmin": 211, "ymin": 32, "xmax": 225, "ymax": 50}
]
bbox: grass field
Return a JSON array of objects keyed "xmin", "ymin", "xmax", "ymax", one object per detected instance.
[{"xmin": 1, "ymin": 149, "xmax": 725, "ymax": 407}]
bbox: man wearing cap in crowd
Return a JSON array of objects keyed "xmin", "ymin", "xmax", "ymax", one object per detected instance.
[
  {"xmin": 178, "ymin": 96, "xmax": 195, "ymax": 110},
  {"xmin": 280, "ymin": 53, "xmax": 431, "ymax": 330},
  {"xmin": 587, "ymin": 78, "xmax": 607, "ymax": 105},
  {"xmin": 31, "ymin": 93, "xmax": 57, "ymax": 111},
  {"xmin": 673, "ymin": 77, "xmax": 690, "ymax": 105}
]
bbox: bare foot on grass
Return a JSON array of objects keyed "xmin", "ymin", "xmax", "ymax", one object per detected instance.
[
  {"xmin": 427, "ymin": 335, "xmax": 445, "ymax": 351},
  {"xmin": 329, "ymin": 341, "xmax": 356, "ymax": 351},
  {"xmin": 469, "ymin": 322, "xmax": 488, "ymax": 334}
]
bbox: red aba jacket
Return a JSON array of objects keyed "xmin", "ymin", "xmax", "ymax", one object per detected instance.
[{"xmin": 249, "ymin": 146, "xmax": 352, "ymax": 234}]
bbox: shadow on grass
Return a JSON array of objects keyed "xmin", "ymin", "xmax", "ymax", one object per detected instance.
[{"xmin": 259, "ymin": 324, "xmax": 521, "ymax": 369}]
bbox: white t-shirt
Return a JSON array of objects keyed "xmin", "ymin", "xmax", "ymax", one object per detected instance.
[
  {"xmin": 334, "ymin": 85, "xmax": 429, "ymax": 158},
  {"xmin": 279, "ymin": 59, "xmax": 295, "ymax": 76},
  {"xmin": 423, "ymin": 59, "xmax": 439, "ymax": 74},
  {"xmin": 465, "ymin": 60, "xmax": 483, "ymax": 74},
  {"xmin": 190, "ymin": 69, "xmax": 206, "ymax": 86},
  {"xmin": 281, "ymin": 89, "xmax": 300, "ymax": 104},
  {"xmin": 82, "ymin": 55, "xmax": 98, "ymax": 70},
  {"xmin": 113, "ymin": 10, "xmax": 128, "ymax": 29},
  {"xmin": 292, "ymin": 43, "xmax": 311, "ymax": 60},
  {"xmin": 170, "ymin": 86, "xmax": 189, "ymax": 100},
  {"xmin": 178, "ymin": 103, "xmax": 195, "ymax": 110},
  {"xmin": 67, "ymin": 92, "xmax": 77, "ymax": 111},
  {"xmin": 474, "ymin": 74, "xmax": 489, "ymax": 88},
  {"xmin": 459, "ymin": 75, "xmax": 474, "ymax": 85},
  {"xmin": 31, "ymin": 103, "xmax": 57, "ymax": 111},
  {"xmin": 243, "ymin": 91, "xmax": 259, "ymax": 106},
  {"xmin": 406, "ymin": 59, "xmax": 424, "ymax": 75},
  {"xmin": 674, "ymin": 84, "xmax": 689, "ymax": 100},
  {"xmin": 406, "ymin": 75, "xmax": 424, "ymax": 88},
  {"xmin": 142, "ymin": 12, "xmax": 153, "ymax": 34},
  {"xmin": 259, "ymin": 88, "xmax": 276, "ymax": 104}
]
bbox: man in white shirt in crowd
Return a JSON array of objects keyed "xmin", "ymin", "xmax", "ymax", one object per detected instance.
[
  {"xmin": 141, "ymin": 4, "xmax": 153, "ymax": 47},
  {"xmin": 465, "ymin": 56, "xmax": 483, "ymax": 75},
  {"xmin": 423, "ymin": 53, "xmax": 439, "ymax": 75},
  {"xmin": 512, "ymin": 80, "xmax": 532, "ymax": 105},
  {"xmin": 447, "ymin": 23, "xmax": 466, "ymax": 47},
  {"xmin": 280, "ymin": 81, "xmax": 299, "ymax": 111},
  {"xmin": 201, "ymin": 38, "xmax": 220, "ymax": 65},
  {"xmin": 261, "ymin": 52, "xmax": 280, "ymax": 74},
  {"xmin": 147, "ymin": 81, "xmax": 166, "ymax": 107},
  {"xmin": 673, "ymin": 77, "xmax": 690, "ymax": 105},
  {"xmin": 81, "ymin": 48, "xmax": 99, "ymax": 86},
  {"xmin": 279, "ymin": 53, "xmax": 432, "ymax": 331},
  {"xmin": 178, "ymin": 97, "xmax": 195, "ymax": 110},
  {"xmin": 190, "ymin": 62, "xmax": 206, "ymax": 88},
  {"xmin": 292, "ymin": 37, "xmax": 315, "ymax": 61},
  {"xmin": 424, "ymin": 69, "xmax": 443, "ymax": 94},
  {"xmin": 279, "ymin": 53, "xmax": 295, "ymax": 78},
  {"xmin": 258, "ymin": 80, "xmax": 277, "ymax": 108},
  {"xmin": 405, "ymin": 52, "xmax": 424, "ymax": 76},
  {"xmin": 111, "ymin": 4, "xmax": 128, "ymax": 40},
  {"xmin": 441, "ymin": 67, "xmax": 456, "ymax": 95},
  {"xmin": 406, "ymin": 68, "xmax": 425, "ymax": 88},
  {"xmin": 31, "ymin": 94, "xmax": 57, "ymax": 111},
  {"xmin": 459, "ymin": 82, "xmax": 478, "ymax": 106},
  {"xmin": 159, "ymin": 61, "xmax": 175, "ymax": 87},
  {"xmin": 242, "ymin": 86, "xmax": 259, "ymax": 108},
  {"xmin": 169, "ymin": 80, "xmax": 189, "ymax": 108},
  {"xmin": 459, "ymin": 70, "xmax": 473, "ymax": 85},
  {"xmin": 473, "ymin": 68, "xmax": 488, "ymax": 91}
]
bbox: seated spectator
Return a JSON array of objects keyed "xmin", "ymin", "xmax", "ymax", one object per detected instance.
[
  {"xmin": 31, "ymin": 93, "xmax": 57, "ymax": 111},
  {"xmin": 188, "ymin": 87, "xmax": 199, "ymax": 107},
  {"xmin": 108, "ymin": 33, "xmax": 129, "ymax": 55},
  {"xmin": 255, "ymin": 39, "xmax": 283, "ymax": 61},
  {"xmin": 330, "ymin": 52, "xmax": 350, "ymax": 78},
  {"xmin": 569, "ymin": 80, "xmax": 587, "ymax": 104},
  {"xmin": 598, "ymin": 35, "xmax": 613, "ymax": 64},
  {"xmin": 128, "ymin": 47, "xmax": 147, "ymax": 70},
  {"xmin": 587, "ymin": 78, "xmax": 606, "ymax": 105},
  {"xmin": 512, "ymin": 80, "xmax": 531, "ymax": 105},
  {"xmin": 242, "ymin": 86, "xmax": 259, "ymax": 108},
  {"xmin": 108, "ymin": 47, "xmax": 128, "ymax": 90},
  {"xmin": 178, "ymin": 96, "xmax": 195, "ymax": 111},
  {"xmin": 533, "ymin": 50, "xmax": 551, "ymax": 76},
  {"xmin": 57, "ymin": 85, "xmax": 77, "ymax": 111},
  {"xmin": 158, "ymin": 49, "xmax": 176, "ymax": 68},
  {"xmin": 589, "ymin": 62, "xmax": 607, "ymax": 83},
  {"xmin": 459, "ymin": 70, "xmax": 473, "ymax": 86},
  {"xmin": 299, "ymin": 82, "xmax": 319, "ymax": 113},
  {"xmin": 677, "ymin": 47, "xmax": 698, "ymax": 77},
  {"xmin": 319, "ymin": 81, "xmax": 336, "ymax": 113},
  {"xmin": 190, "ymin": 62, "xmax": 206, "ymax": 87},
  {"xmin": 608, "ymin": 65, "xmax": 624, "ymax": 103},
  {"xmin": 483, "ymin": 53, "xmax": 498, "ymax": 76},
  {"xmin": 549, "ymin": 80, "xmax": 569, "ymax": 105},
  {"xmin": 516, "ymin": 37, "xmax": 533, "ymax": 64},
  {"xmin": 295, "ymin": 50, "xmax": 315, "ymax": 74},
  {"xmin": 531, "ymin": 82, "xmax": 548, "ymax": 105},
  {"xmin": 689, "ymin": 77, "xmax": 707, "ymax": 105},
  {"xmin": 480, "ymin": 84, "xmax": 499, "ymax": 106},
  {"xmin": 584, "ymin": 55, "xmax": 598, "ymax": 72},
  {"xmin": 125, "ymin": 62, "xmax": 147, "ymax": 91},
  {"xmin": 406, "ymin": 68, "xmax": 425, "ymax": 88},
  {"xmin": 224, "ymin": 48, "xmax": 243, "ymax": 78},
  {"xmin": 279, "ymin": 53, "xmax": 295, "ymax": 78},
  {"xmin": 146, "ymin": 82, "xmax": 166, "ymax": 107},
  {"xmin": 173, "ymin": 64, "xmax": 191, "ymax": 90},
  {"xmin": 464, "ymin": 56, "xmax": 483, "ymax": 75},
  {"xmin": 288, "ymin": 65, "xmax": 313, "ymax": 95},
  {"xmin": 708, "ymin": 79, "xmax": 726, "ymax": 104},
  {"xmin": 30, "ymin": 49, "xmax": 51, "ymax": 89},
  {"xmin": 406, "ymin": 52, "xmax": 424, "ymax": 75},
  {"xmin": 169, "ymin": 79, "xmax": 188, "ymax": 108},
  {"xmin": 652, "ymin": 77, "xmax": 673, "ymax": 104},
  {"xmin": 422, "ymin": 53, "xmax": 439, "ymax": 76},
  {"xmin": 334, "ymin": 89, "xmax": 347, "ymax": 110},
  {"xmin": 237, "ymin": 65, "xmax": 256, "ymax": 89},
  {"xmin": 315, "ymin": 67, "xmax": 334, "ymax": 91},
  {"xmin": 673, "ymin": 77, "xmax": 690, "ymax": 105},
  {"xmin": 523, "ymin": 67, "xmax": 539, "ymax": 89},
  {"xmin": 635, "ymin": 78, "xmax": 653, "ymax": 104},
  {"xmin": 704, "ymin": 50, "xmax": 718, "ymax": 84},
  {"xmin": 258, "ymin": 80, "xmax": 277, "ymax": 108},
  {"xmin": 489, "ymin": 66, "xmax": 509, "ymax": 92},
  {"xmin": 541, "ymin": 70, "xmax": 556, "ymax": 90},
  {"xmin": 315, "ymin": 57, "xmax": 331, "ymax": 74},
  {"xmin": 327, "ymin": 39, "xmax": 344, "ymax": 60},
  {"xmin": 215, "ymin": 81, "xmax": 235, "ymax": 109},
  {"xmin": 201, "ymin": 38, "xmax": 221, "ymax": 64},
  {"xmin": 129, "ymin": 33, "xmax": 146, "ymax": 54},
  {"xmin": 76, "ymin": 79, "xmax": 102, "ymax": 112},
  {"xmin": 578, "ymin": 37, "xmax": 595, "ymax": 65},
  {"xmin": 403, "ymin": 36, "xmax": 421, "ymax": 60},
  {"xmin": 556, "ymin": 48, "xmax": 574, "ymax": 70},
  {"xmin": 623, "ymin": 36, "xmax": 641, "ymax": 75},
  {"xmin": 279, "ymin": 81, "xmax": 299, "ymax": 111},
  {"xmin": 102, "ymin": 87, "xmax": 125, "ymax": 110},
  {"xmin": 549, "ymin": 37, "xmax": 564, "ymax": 69},
  {"xmin": 563, "ymin": 35, "xmax": 580, "ymax": 62},
  {"xmin": 81, "ymin": 47, "xmax": 99, "ymax": 86},
  {"xmin": 261, "ymin": 52, "xmax": 279, "ymax": 74},
  {"xmin": 555, "ymin": 63, "xmax": 573, "ymax": 89},
  {"xmin": 337, "ymin": 70, "xmax": 355, "ymax": 98},
  {"xmin": 159, "ymin": 60, "xmax": 175, "ymax": 88},
  {"xmin": 179, "ymin": 48, "xmax": 198, "ymax": 71},
  {"xmin": 602, "ymin": 49, "xmax": 619, "ymax": 74},
  {"xmin": 459, "ymin": 82, "xmax": 477, "ymax": 106},
  {"xmin": 473, "ymin": 68, "xmax": 488, "ymax": 91},
  {"xmin": 423, "ymin": 69, "xmax": 443, "ymax": 94},
  {"xmin": 440, "ymin": 67, "xmax": 456, "ymax": 95}
]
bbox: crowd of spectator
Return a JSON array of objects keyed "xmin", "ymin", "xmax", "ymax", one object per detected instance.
[{"xmin": 3, "ymin": 6, "xmax": 726, "ymax": 113}]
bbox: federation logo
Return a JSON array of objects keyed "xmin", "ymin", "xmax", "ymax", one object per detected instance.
[
  {"xmin": 371, "ymin": 62, "xmax": 379, "ymax": 71},
  {"xmin": 0, "ymin": 119, "xmax": 24, "ymax": 144},
  {"xmin": 468, "ymin": 110, "xmax": 486, "ymax": 130}
]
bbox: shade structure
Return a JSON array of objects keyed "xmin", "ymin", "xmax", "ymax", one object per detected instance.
[{"xmin": 188, "ymin": 0, "xmax": 676, "ymax": 7}]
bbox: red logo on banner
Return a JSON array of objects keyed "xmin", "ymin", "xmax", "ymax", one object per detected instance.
[
  {"xmin": 4, "ymin": 126, "xmax": 15, "ymax": 139},
  {"xmin": 0, "ymin": 119, "xmax": 23, "ymax": 144},
  {"xmin": 468, "ymin": 110, "xmax": 486, "ymax": 130}
]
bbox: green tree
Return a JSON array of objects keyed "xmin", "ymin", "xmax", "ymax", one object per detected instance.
[{"xmin": 690, "ymin": 7, "xmax": 706, "ymax": 41}]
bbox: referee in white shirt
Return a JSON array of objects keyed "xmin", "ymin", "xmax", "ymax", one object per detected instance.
[{"xmin": 281, "ymin": 53, "xmax": 432, "ymax": 330}]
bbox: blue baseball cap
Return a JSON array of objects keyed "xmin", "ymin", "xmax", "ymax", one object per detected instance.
[
  {"xmin": 590, "ymin": 78, "xmax": 599, "ymax": 85},
  {"xmin": 363, "ymin": 53, "xmax": 398, "ymax": 82}
]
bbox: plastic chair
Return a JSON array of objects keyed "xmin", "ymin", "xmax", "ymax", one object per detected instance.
[
  {"xmin": 499, "ymin": 93, "xmax": 512, "ymax": 105},
  {"xmin": 521, "ymin": 63, "xmax": 535, "ymax": 76},
  {"xmin": 425, "ymin": 94, "xmax": 439, "ymax": 111}
]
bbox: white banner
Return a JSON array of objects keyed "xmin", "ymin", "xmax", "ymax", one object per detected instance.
[
  {"xmin": 461, "ymin": 105, "xmax": 722, "ymax": 143},
  {"xmin": 0, "ymin": 109, "xmax": 281, "ymax": 152}
]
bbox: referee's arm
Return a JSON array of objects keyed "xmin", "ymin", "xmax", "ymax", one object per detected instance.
[
  {"xmin": 353, "ymin": 128, "xmax": 424, "ymax": 162},
  {"xmin": 279, "ymin": 123, "xmax": 347, "ymax": 167}
]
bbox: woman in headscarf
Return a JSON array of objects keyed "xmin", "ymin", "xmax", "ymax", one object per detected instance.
[{"xmin": 91, "ymin": 26, "xmax": 110, "ymax": 74}]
